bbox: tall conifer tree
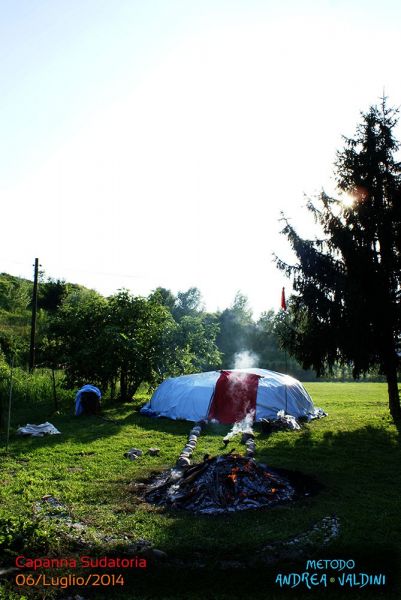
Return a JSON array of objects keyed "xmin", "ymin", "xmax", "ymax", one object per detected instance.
[{"xmin": 277, "ymin": 98, "xmax": 401, "ymax": 420}]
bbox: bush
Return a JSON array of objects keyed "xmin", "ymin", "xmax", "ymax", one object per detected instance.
[
  {"xmin": 0, "ymin": 365, "xmax": 72, "ymax": 431},
  {"xmin": 0, "ymin": 516, "xmax": 51, "ymax": 556}
]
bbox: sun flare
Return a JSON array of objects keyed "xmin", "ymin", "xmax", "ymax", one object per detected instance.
[{"xmin": 341, "ymin": 193, "xmax": 355, "ymax": 207}]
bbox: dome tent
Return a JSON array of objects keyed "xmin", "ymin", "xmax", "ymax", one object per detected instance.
[
  {"xmin": 140, "ymin": 368, "xmax": 323, "ymax": 424},
  {"xmin": 75, "ymin": 384, "xmax": 102, "ymax": 416}
]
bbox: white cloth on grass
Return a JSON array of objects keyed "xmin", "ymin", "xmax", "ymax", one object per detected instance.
[{"xmin": 17, "ymin": 422, "xmax": 61, "ymax": 436}]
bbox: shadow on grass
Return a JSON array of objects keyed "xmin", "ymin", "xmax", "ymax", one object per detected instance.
[
  {"xmin": 3, "ymin": 406, "xmax": 401, "ymax": 470},
  {"xmin": 132, "ymin": 422, "xmax": 401, "ymax": 550},
  {"xmin": 266, "ymin": 422, "xmax": 400, "ymax": 466},
  {"xmin": 117, "ymin": 423, "xmax": 401, "ymax": 597},
  {"xmin": 1, "ymin": 411, "xmax": 242, "ymax": 456},
  {"xmin": 1, "ymin": 422, "xmax": 401, "ymax": 598}
]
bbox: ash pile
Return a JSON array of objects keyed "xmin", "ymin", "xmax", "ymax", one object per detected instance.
[{"xmin": 144, "ymin": 453, "xmax": 296, "ymax": 515}]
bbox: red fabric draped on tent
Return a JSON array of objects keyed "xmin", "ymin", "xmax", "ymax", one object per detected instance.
[{"xmin": 208, "ymin": 370, "xmax": 261, "ymax": 424}]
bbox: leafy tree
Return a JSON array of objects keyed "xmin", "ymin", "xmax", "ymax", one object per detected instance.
[
  {"xmin": 149, "ymin": 286, "xmax": 205, "ymax": 322},
  {"xmin": 47, "ymin": 287, "xmax": 219, "ymax": 401},
  {"xmin": 148, "ymin": 287, "xmax": 177, "ymax": 313},
  {"xmin": 106, "ymin": 290, "xmax": 180, "ymax": 399},
  {"xmin": 38, "ymin": 278, "xmax": 69, "ymax": 312},
  {"xmin": 0, "ymin": 274, "xmax": 31, "ymax": 313},
  {"xmin": 172, "ymin": 287, "xmax": 204, "ymax": 321},
  {"xmin": 148, "ymin": 289, "xmax": 221, "ymax": 376},
  {"xmin": 46, "ymin": 288, "xmax": 111, "ymax": 389},
  {"xmin": 173, "ymin": 314, "xmax": 222, "ymax": 373},
  {"xmin": 0, "ymin": 275, "xmax": 33, "ymax": 365},
  {"xmin": 251, "ymin": 310, "xmax": 283, "ymax": 367},
  {"xmin": 276, "ymin": 99, "xmax": 401, "ymax": 420},
  {"xmin": 0, "ymin": 330, "xmax": 28, "ymax": 365}
]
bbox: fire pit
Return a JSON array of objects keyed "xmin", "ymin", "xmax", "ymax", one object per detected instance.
[{"xmin": 143, "ymin": 453, "xmax": 313, "ymax": 515}]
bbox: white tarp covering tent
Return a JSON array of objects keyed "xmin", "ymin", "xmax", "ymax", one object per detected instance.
[{"xmin": 140, "ymin": 368, "xmax": 324, "ymax": 423}]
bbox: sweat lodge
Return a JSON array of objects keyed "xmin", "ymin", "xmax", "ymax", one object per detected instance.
[
  {"xmin": 138, "ymin": 370, "xmax": 325, "ymax": 514},
  {"xmin": 140, "ymin": 368, "xmax": 323, "ymax": 424}
]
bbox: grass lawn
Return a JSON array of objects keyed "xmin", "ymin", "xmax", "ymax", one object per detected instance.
[{"xmin": 0, "ymin": 382, "xmax": 400, "ymax": 599}]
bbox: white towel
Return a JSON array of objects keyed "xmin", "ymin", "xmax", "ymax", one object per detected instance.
[{"xmin": 17, "ymin": 422, "xmax": 61, "ymax": 436}]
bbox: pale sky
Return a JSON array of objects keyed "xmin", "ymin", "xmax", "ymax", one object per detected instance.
[{"xmin": 2, "ymin": 0, "xmax": 401, "ymax": 317}]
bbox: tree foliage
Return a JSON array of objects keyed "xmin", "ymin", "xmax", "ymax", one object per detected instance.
[
  {"xmin": 276, "ymin": 99, "xmax": 401, "ymax": 419},
  {"xmin": 1, "ymin": 272, "xmax": 324, "ymax": 403},
  {"xmin": 46, "ymin": 288, "xmax": 110, "ymax": 389},
  {"xmin": 38, "ymin": 278, "xmax": 70, "ymax": 312},
  {"xmin": 0, "ymin": 274, "xmax": 31, "ymax": 313},
  {"xmin": 46, "ymin": 287, "xmax": 221, "ymax": 400}
]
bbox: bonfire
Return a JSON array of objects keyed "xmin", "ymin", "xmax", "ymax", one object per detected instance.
[
  {"xmin": 136, "ymin": 411, "xmax": 318, "ymax": 515},
  {"xmin": 145, "ymin": 452, "xmax": 296, "ymax": 514}
]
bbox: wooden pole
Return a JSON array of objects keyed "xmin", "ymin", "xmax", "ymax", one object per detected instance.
[
  {"xmin": 51, "ymin": 368, "xmax": 58, "ymax": 411},
  {"xmin": 29, "ymin": 258, "xmax": 39, "ymax": 372},
  {"xmin": 6, "ymin": 358, "xmax": 14, "ymax": 452},
  {"xmin": 284, "ymin": 349, "xmax": 288, "ymax": 413}
]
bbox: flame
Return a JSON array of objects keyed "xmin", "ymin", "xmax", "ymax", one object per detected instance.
[{"xmin": 227, "ymin": 466, "xmax": 240, "ymax": 483}]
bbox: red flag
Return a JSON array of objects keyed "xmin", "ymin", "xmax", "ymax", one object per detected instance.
[{"xmin": 281, "ymin": 287, "xmax": 287, "ymax": 311}]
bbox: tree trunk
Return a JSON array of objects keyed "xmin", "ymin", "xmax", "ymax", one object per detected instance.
[
  {"xmin": 110, "ymin": 379, "xmax": 116, "ymax": 401},
  {"xmin": 120, "ymin": 367, "xmax": 128, "ymax": 402},
  {"xmin": 127, "ymin": 380, "xmax": 141, "ymax": 400},
  {"xmin": 386, "ymin": 365, "xmax": 401, "ymax": 422},
  {"xmin": 383, "ymin": 326, "xmax": 401, "ymax": 421}
]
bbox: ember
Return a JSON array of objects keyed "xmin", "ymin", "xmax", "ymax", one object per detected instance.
[{"xmin": 144, "ymin": 454, "xmax": 299, "ymax": 514}]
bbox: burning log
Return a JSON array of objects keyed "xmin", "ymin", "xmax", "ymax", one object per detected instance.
[{"xmin": 145, "ymin": 453, "xmax": 297, "ymax": 514}]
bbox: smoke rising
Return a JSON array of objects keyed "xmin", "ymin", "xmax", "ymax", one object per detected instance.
[
  {"xmin": 224, "ymin": 409, "xmax": 255, "ymax": 441},
  {"xmin": 233, "ymin": 350, "xmax": 259, "ymax": 369}
]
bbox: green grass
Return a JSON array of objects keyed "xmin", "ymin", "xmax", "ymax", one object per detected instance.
[{"xmin": 0, "ymin": 383, "xmax": 400, "ymax": 599}]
